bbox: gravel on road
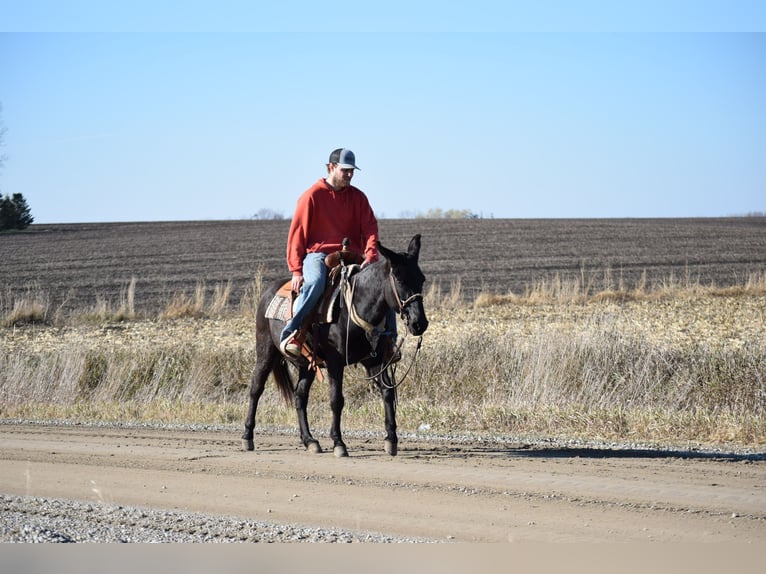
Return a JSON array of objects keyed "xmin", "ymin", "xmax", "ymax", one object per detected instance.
[{"xmin": 0, "ymin": 494, "xmax": 432, "ymax": 543}]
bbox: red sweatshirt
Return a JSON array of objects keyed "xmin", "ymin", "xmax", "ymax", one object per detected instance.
[{"xmin": 286, "ymin": 178, "xmax": 380, "ymax": 274}]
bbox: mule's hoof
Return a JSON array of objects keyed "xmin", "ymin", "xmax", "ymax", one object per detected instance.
[
  {"xmin": 333, "ymin": 445, "xmax": 349, "ymax": 458},
  {"xmin": 306, "ymin": 441, "xmax": 322, "ymax": 454},
  {"xmin": 242, "ymin": 439, "xmax": 254, "ymax": 451},
  {"xmin": 384, "ymin": 439, "xmax": 398, "ymax": 456}
]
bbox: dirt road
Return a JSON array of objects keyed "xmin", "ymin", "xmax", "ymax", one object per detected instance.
[{"xmin": 1, "ymin": 423, "xmax": 764, "ymax": 543}]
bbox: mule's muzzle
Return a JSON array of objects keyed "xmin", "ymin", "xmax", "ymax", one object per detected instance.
[
  {"xmin": 404, "ymin": 305, "xmax": 428, "ymax": 336},
  {"xmin": 409, "ymin": 316, "xmax": 428, "ymax": 336}
]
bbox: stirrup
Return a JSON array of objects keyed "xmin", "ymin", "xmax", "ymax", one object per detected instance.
[{"xmin": 280, "ymin": 331, "xmax": 303, "ymax": 358}]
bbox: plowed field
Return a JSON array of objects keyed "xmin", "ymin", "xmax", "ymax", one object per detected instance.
[{"xmin": 2, "ymin": 217, "xmax": 765, "ymax": 314}]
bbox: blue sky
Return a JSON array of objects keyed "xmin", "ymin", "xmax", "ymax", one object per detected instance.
[{"xmin": 1, "ymin": 2, "xmax": 765, "ymax": 223}]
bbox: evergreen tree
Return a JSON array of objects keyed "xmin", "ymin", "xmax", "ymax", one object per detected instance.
[
  {"xmin": 0, "ymin": 194, "xmax": 12, "ymax": 229},
  {"xmin": 0, "ymin": 192, "xmax": 34, "ymax": 231}
]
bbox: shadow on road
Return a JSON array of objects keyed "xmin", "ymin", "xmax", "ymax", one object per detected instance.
[
  {"xmin": 506, "ymin": 445, "xmax": 766, "ymax": 462},
  {"xmin": 396, "ymin": 439, "xmax": 766, "ymax": 463}
]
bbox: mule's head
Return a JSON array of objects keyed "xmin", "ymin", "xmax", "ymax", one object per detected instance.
[{"xmin": 378, "ymin": 234, "xmax": 429, "ymax": 336}]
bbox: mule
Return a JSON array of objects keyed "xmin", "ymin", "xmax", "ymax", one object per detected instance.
[{"xmin": 242, "ymin": 234, "xmax": 428, "ymax": 457}]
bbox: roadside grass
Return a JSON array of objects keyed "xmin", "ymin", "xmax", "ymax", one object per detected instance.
[
  {"xmin": 468, "ymin": 268, "xmax": 766, "ymax": 309},
  {"xmin": 1, "ymin": 268, "xmax": 765, "ymax": 448},
  {"xmin": 1, "ymin": 283, "xmax": 51, "ymax": 327},
  {"xmin": 401, "ymin": 316, "xmax": 765, "ymax": 445},
  {"xmin": 1, "ymin": 273, "xmax": 263, "ymax": 326}
]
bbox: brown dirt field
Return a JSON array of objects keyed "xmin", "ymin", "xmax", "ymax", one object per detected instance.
[
  {"xmin": 1, "ymin": 423, "xmax": 764, "ymax": 543},
  {"xmin": 2, "ymin": 217, "xmax": 765, "ymax": 314}
]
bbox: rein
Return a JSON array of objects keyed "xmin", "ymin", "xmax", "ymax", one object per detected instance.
[{"xmin": 374, "ymin": 333, "xmax": 423, "ymax": 389}]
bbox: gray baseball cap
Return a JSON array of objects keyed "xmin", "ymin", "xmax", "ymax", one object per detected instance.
[{"xmin": 329, "ymin": 148, "xmax": 360, "ymax": 170}]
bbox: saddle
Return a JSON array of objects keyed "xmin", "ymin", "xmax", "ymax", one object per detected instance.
[{"xmin": 265, "ymin": 245, "xmax": 363, "ymax": 361}]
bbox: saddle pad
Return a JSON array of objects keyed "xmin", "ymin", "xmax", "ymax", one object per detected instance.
[
  {"xmin": 265, "ymin": 296, "xmax": 292, "ymax": 322},
  {"xmin": 265, "ymin": 282, "xmax": 294, "ymax": 322}
]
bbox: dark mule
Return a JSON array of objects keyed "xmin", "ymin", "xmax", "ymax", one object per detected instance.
[{"xmin": 242, "ymin": 234, "xmax": 428, "ymax": 457}]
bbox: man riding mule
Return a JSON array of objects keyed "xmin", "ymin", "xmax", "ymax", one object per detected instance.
[{"xmin": 242, "ymin": 148, "xmax": 428, "ymax": 456}]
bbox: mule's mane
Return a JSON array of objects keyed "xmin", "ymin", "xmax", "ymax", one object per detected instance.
[{"xmin": 352, "ymin": 256, "xmax": 390, "ymax": 283}]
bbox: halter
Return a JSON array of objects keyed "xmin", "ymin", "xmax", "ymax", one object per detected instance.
[
  {"xmin": 341, "ymin": 266, "xmax": 424, "ymax": 385},
  {"xmin": 343, "ymin": 268, "xmax": 423, "ymax": 334}
]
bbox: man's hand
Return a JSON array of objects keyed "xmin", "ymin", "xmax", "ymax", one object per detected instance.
[{"xmin": 291, "ymin": 272, "xmax": 304, "ymax": 293}]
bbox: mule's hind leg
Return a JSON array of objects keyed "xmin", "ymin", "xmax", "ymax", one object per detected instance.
[
  {"xmin": 242, "ymin": 345, "xmax": 279, "ymax": 451},
  {"xmin": 294, "ymin": 367, "xmax": 321, "ymax": 453}
]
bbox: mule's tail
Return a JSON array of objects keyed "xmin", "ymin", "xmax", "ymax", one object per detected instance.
[{"xmin": 272, "ymin": 358, "xmax": 295, "ymax": 406}]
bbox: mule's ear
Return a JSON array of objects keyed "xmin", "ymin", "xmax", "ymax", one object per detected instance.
[{"xmin": 407, "ymin": 234, "xmax": 422, "ymax": 260}]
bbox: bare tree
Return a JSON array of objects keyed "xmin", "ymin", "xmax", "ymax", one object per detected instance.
[{"xmin": 253, "ymin": 208, "xmax": 285, "ymax": 220}]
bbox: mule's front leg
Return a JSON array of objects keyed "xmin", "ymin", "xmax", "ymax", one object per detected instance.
[
  {"xmin": 377, "ymin": 368, "xmax": 399, "ymax": 456},
  {"xmin": 327, "ymin": 368, "xmax": 348, "ymax": 457},
  {"xmin": 294, "ymin": 368, "xmax": 321, "ymax": 453}
]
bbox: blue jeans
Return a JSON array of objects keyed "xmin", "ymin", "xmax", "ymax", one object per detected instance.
[{"xmin": 280, "ymin": 252, "xmax": 328, "ymax": 341}]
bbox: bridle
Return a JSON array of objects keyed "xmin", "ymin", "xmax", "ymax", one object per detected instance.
[
  {"xmin": 387, "ymin": 271, "xmax": 423, "ymax": 323},
  {"xmin": 341, "ymin": 266, "xmax": 424, "ymax": 386}
]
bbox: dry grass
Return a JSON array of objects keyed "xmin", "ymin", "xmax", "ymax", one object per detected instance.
[
  {"xmin": 160, "ymin": 282, "xmax": 208, "ymax": 319},
  {"xmin": 79, "ymin": 277, "xmax": 137, "ymax": 323},
  {"xmin": 406, "ymin": 300, "xmax": 765, "ymax": 445},
  {"xmin": 473, "ymin": 269, "xmax": 766, "ymax": 307},
  {"xmin": 1, "ymin": 284, "xmax": 50, "ymax": 327},
  {"xmin": 237, "ymin": 264, "xmax": 265, "ymax": 318},
  {"xmin": 1, "ymin": 273, "xmax": 262, "ymax": 326}
]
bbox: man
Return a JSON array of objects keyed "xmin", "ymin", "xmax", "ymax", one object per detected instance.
[{"xmin": 280, "ymin": 148, "xmax": 396, "ymax": 359}]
